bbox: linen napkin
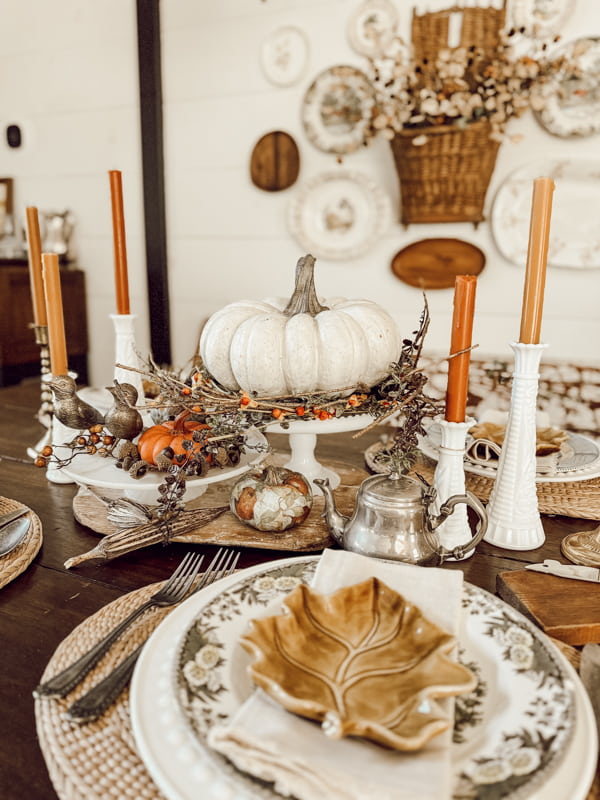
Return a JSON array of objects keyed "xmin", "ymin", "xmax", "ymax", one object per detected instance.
[{"xmin": 208, "ymin": 549, "xmax": 466, "ymax": 800}]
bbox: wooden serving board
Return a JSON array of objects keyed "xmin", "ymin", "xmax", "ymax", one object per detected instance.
[
  {"xmin": 496, "ymin": 569, "xmax": 600, "ymax": 645},
  {"xmin": 390, "ymin": 238, "xmax": 485, "ymax": 289},
  {"xmin": 73, "ymin": 456, "xmax": 369, "ymax": 553}
]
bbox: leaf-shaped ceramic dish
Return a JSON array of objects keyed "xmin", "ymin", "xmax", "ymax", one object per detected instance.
[{"xmin": 241, "ymin": 577, "xmax": 476, "ymax": 751}]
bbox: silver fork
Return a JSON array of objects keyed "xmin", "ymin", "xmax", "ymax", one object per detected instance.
[
  {"xmin": 34, "ymin": 552, "xmax": 205, "ymax": 699},
  {"xmin": 66, "ymin": 548, "xmax": 240, "ymax": 721}
]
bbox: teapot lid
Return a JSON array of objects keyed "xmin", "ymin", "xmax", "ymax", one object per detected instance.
[{"xmin": 360, "ymin": 472, "xmax": 424, "ymax": 508}]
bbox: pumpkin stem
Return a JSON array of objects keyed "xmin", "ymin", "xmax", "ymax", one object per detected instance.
[
  {"xmin": 172, "ymin": 410, "xmax": 191, "ymax": 431},
  {"xmin": 283, "ymin": 254, "xmax": 329, "ymax": 317},
  {"xmin": 262, "ymin": 465, "xmax": 287, "ymax": 486}
]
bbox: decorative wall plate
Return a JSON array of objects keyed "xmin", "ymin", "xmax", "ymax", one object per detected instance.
[
  {"xmin": 535, "ymin": 37, "xmax": 600, "ymax": 138},
  {"xmin": 508, "ymin": 0, "xmax": 575, "ymax": 38},
  {"xmin": 128, "ymin": 556, "xmax": 588, "ymax": 800},
  {"xmin": 287, "ymin": 170, "xmax": 391, "ymax": 260},
  {"xmin": 260, "ymin": 26, "xmax": 309, "ymax": 87},
  {"xmin": 250, "ymin": 131, "xmax": 300, "ymax": 192},
  {"xmin": 491, "ymin": 159, "xmax": 600, "ymax": 269},
  {"xmin": 301, "ymin": 65, "xmax": 375, "ymax": 154},
  {"xmin": 390, "ymin": 238, "xmax": 485, "ymax": 289},
  {"xmin": 346, "ymin": 0, "xmax": 398, "ymax": 57}
]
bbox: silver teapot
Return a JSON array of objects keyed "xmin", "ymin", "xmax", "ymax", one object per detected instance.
[{"xmin": 315, "ymin": 472, "xmax": 487, "ymax": 566}]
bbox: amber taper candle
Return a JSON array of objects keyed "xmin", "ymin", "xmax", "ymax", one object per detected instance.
[
  {"xmin": 109, "ymin": 169, "xmax": 131, "ymax": 315},
  {"xmin": 26, "ymin": 206, "xmax": 47, "ymax": 326},
  {"xmin": 42, "ymin": 253, "xmax": 68, "ymax": 376},
  {"xmin": 445, "ymin": 275, "xmax": 477, "ymax": 423},
  {"xmin": 519, "ymin": 177, "xmax": 555, "ymax": 344}
]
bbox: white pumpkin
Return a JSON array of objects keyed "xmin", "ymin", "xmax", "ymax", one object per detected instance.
[{"xmin": 200, "ymin": 254, "xmax": 400, "ymax": 396}]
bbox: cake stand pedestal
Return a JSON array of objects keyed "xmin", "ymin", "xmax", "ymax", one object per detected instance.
[{"xmin": 267, "ymin": 414, "xmax": 373, "ymax": 489}]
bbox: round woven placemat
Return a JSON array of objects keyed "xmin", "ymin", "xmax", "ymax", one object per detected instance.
[
  {"xmin": 0, "ymin": 496, "xmax": 43, "ymax": 590},
  {"xmin": 35, "ymin": 583, "xmax": 169, "ymax": 800},
  {"xmin": 365, "ymin": 444, "xmax": 600, "ymax": 520},
  {"xmin": 34, "ymin": 580, "xmax": 600, "ymax": 800}
]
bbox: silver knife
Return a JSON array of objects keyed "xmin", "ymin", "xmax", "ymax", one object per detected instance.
[
  {"xmin": 0, "ymin": 507, "xmax": 29, "ymax": 528},
  {"xmin": 525, "ymin": 559, "xmax": 600, "ymax": 583}
]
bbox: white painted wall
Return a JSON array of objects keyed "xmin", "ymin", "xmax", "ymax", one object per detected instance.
[
  {"xmin": 162, "ymin": 0, "xmax": 600, "ymax": 372},
  {"xmin": 0, "ymin": 0, "xmax": 148, "ymax": 386},
  {"xmin": 1, "ymin": 0, "xmax": 599, "ymax": 387}
]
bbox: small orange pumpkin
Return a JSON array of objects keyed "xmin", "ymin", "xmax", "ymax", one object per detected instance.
[{"xmin": 138, "ymin": 411, "xmax": 211, "ymax": 466}]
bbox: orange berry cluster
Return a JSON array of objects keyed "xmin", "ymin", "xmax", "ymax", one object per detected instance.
[{"xmin": 33, "ymin": 424, "xmax": 116, "ymax": 468}]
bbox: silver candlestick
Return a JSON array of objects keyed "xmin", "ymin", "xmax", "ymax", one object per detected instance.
[
  {"xmin": 432, "ymin": 415, "xmax": 475, "ymax": 560},
  {"xmin": 484, "ymin": 342, "xmax": 547, "ymax": 550},
  {"xmin": 26, "ymin": 325, "xmax": 54, "ymax": 460}
]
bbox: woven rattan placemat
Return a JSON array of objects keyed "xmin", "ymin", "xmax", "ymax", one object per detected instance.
[
  {"xmin": 34, "ymin": 583, "xmax": 600, "ymax": 800},
  {"xmin": 35, "ymin": 582, "xmax": 169, "ymax": 800},
  {"xmin": 0, "ymin": 496, "xmax": 42, "ymax": 590}
]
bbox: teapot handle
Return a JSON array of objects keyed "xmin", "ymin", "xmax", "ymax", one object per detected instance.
[{"xmin": 431, "ymin": 491, "xmax": 488, "ymax": 561}]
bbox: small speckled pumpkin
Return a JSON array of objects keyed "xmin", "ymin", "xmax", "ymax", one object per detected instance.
[{"xmin": 230, "ymin": 465, "xmax": 313, "ymax": 532}]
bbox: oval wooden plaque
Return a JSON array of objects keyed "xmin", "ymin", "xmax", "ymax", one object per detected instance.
[
  {"xmin": 250, "ymin": 130, "xmax": 300, "ymax": 192},
  {"xmin": 390, "ymin": 238, "xmax": 486, "ymax": 289}
]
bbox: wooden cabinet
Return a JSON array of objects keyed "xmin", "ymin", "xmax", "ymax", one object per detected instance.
[{"xmin": 0, "ymin": 265, "xmax": 88, "ymax": 386}]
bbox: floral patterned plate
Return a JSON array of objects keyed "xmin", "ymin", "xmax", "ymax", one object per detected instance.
[
  {"xmin": 301, "ymin": 65, "xmax": 375, "ymax": 154},
  {"xmin": 130, "ymin": 557, "xmax": 596, "ymax": 800},
  {"xmin": 287, "ymin": 170, "xmax": 391, "ymax": 261},
  {"xmin": 491, "ymin": 159, "xmax": 600, "ymax": 270}
]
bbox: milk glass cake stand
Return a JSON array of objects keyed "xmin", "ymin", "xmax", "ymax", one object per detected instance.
[{"xmin": 267, "ymin": 414, "xmax": 373, "ymax": 488}]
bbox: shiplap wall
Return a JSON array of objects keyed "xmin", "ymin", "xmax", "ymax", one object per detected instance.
[{"xmin": 1, "ymin": 0, "xmax": 599, "ymax": 386}]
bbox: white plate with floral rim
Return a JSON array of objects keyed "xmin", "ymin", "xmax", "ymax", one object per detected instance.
[
  {"xmin": 260, "ymin": 26, "xmax": 309, "ymax": 87},
  {"xmin": 412, "ymin": 422, "xmax": 600, "ymax": 484},
  {"xmin": 346, "ymin": 0, "xmax": 399, "ymax": 58},
  {"xmin": 491, "ymin": 159, "xmax": 600, "ymax": 270},
  {"xmin": 301, "ymin": 65, "xmax": 375, "ymax": 155},
  {"xmin": 507, "ymin": 0, "xmax": 575, "ymax": 38},
  {"xmin": 130, "ymin": 556, "xmax": 597, "ymax": 800},
  {"xmin": 535, "ymin": 38, "xmax": 600, "ymax": 138},
  {"xmin": 287, "ymin": 170, "xmax": 391, "ymax": 261}
]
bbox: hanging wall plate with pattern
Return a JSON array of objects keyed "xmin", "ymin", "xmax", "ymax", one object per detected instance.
[
  {"xmin": 287, "ymin": 170, "xmax": 391, "ymax": 261},
  {"xmin": 301, "ymin": 65, "xmax": 375, "ymax": 155},
  {"xmin": 260, "ymin": 26, "xmax": 309, "ymax": 87},
  {"xmin": 346, "ymin": 0, "xmax": 399, "ymax": 57}
]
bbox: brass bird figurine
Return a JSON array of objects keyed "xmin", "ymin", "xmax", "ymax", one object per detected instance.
[
  {"xmin": 104, "ymin": 382, "xmax": 143, "ymax": 442},
  {"xmin": 48, "ymin": 375, "xmax": 105, "ymax": 430}
]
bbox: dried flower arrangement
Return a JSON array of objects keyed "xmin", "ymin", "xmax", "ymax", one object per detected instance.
[
  {"xmin": 42, "ymin": 302, "xmax": 440, "ymax": 563},
  {"xmin": 365, "ymin": 28, "xmax": 575, "ymax": 144}
]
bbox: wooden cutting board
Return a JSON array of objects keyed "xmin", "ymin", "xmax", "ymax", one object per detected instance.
[
  {"xmin": 390, "ymin": 238, "xmax": 485, "ymax": 289},
  {"xmin": 496, "ymin": 569, "xmax": 600, "ymax": 645}
]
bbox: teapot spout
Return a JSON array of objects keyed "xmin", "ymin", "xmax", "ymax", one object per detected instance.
[{"xmin": 314, "ymin": 478, "xmax": 349, "ymax": 545}]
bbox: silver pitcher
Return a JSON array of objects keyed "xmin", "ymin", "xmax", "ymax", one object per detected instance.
[{"xmin": 315, "ymin": 472, "xmax": 487, "ymax": 566}]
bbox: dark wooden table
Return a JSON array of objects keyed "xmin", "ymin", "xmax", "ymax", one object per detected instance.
[{"xmin": 0, "ymin": 380, "xmax": 597, "ymax": 800}]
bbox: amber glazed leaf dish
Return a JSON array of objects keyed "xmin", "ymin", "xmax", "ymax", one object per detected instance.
[{"xmin": 240, "ymin": 577, "xmax": 476, "ymax": 751}]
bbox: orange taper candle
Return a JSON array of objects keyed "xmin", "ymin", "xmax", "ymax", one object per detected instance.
[
  {"xmin": 445, "ymin": 275, "xmax": 477, "ymax": 423},
  {"xmin": 109, "ymin": 169, "xmax": 131, "ymax": 315},
  {"xmin": 25, "ymin": 206, "xmax": 47, "ymax": 326},
  {"xmin": 519, "ymin": 177, "xmax": 555, "ymax": 344},
  {"xmin": 42, "ymin": 253, "xmax": 68, "ymax": 376}
]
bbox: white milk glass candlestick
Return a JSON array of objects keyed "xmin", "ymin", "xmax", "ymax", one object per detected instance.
[
  {"xmin": 484, "ymin": 342, "xmax": 547, "ymax": 550},
  {"xmin": 46, "ymin": 406, "xmax": 76, "ymax": 485},
  {"xmin": 111, "ymin": 313, "xmax": 145, "ymax": 402},
  {"xmin": 432, "ymin": 416, "xmax": 475, "ymax": 559}
]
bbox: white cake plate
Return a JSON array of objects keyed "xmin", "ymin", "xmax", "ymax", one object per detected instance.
[{"xmin": 266, "ymin": 414, "xmax": 373, "ymax": 489}]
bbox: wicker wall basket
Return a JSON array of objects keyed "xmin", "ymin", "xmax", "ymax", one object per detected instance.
[{"xmin": 390, "ymin": 118, "xmax": 501, "ymax": 226}]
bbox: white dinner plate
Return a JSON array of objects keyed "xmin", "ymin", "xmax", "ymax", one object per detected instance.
[
  {"xmin": 130, "ymin": 556, "xmax": 597, "ymax": 800},
  {"xmin": 417, "ymin": 423, "xmax": 600, "ymax": 484}
]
